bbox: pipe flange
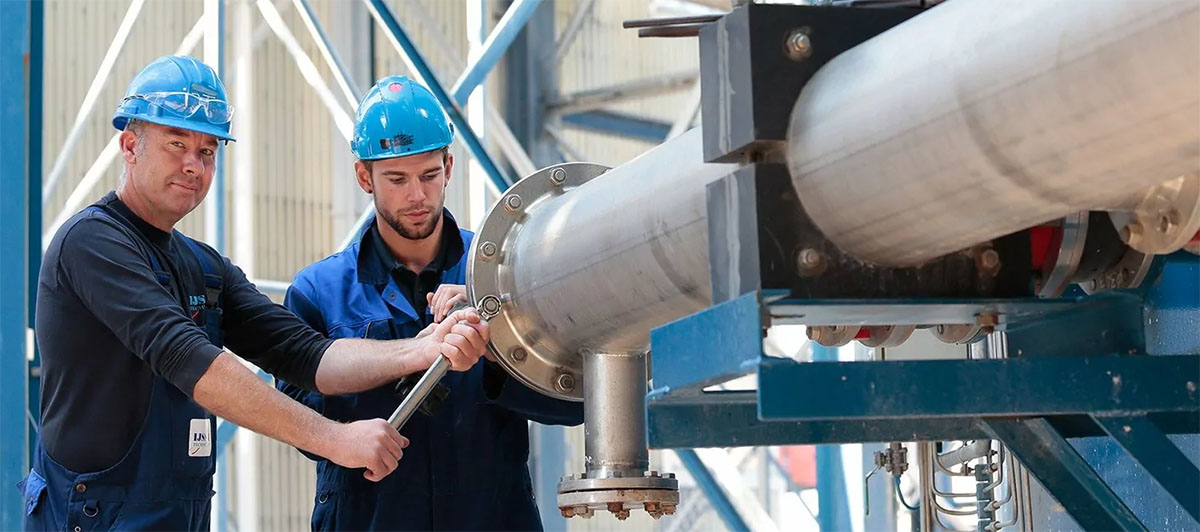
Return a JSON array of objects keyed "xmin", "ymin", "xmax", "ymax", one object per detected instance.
[
  {"xmin": 557, "ymin": 475, "xmax": 680, "ymax": 521},
  {"xmin": 807, "ymin": 325, "xmax": 860, "ymax": 347},
  {"xmin": 859, "ymin": 325, "xmax": 916, "ymax": 348},
  {"xmin": 1081, "ymin": 246, "xmax": 1154, "ymax": 294},
  {"xmin": 1037, "ymin": 212, "xmax": 1089, "ymax": 298},
  {"xmin": 467, "ymin": 163, "xmax": 610, "ymax": 401},
  {"xmin": 1108, "ymin": 173, "xmax": 1200, "ymax": 255},
  {"xmin": 932, "ymin": 323, "xmax": 989, "ymax": 345},
  {"xmin": 557, "ymin": 473, "xmax": 679, "ymax": 494}
]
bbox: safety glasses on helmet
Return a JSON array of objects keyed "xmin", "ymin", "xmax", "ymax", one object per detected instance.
[{"xmin": 123, "ymin": 91, "xmax": 234, "ymax": 124}]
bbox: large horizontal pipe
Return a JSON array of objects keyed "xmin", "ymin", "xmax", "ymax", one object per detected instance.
[
  {"xmin": 787, "ymin": 0, "xmax": 1200, "ymax": 266},
  {"xmin": 501, "ymin": 129, "xmax": 736, "ymax": 356}
]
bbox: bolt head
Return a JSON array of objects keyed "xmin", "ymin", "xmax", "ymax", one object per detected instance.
[
  {"xmin": 785, "ymin": 28, "xmax": 813, "ymax": 61},
  {"xmin": 551, "ymin": 167, "xmax": 567, "ymax": 184},
  {"xmin": 504, "ymin": 194, "xmax": 523, "ymax": 212},
  {"xmin": 979, "ymin": 249, "xmax": 1001, "ymax": 271},
  {"xmin": 556, "ymin": 372, "xmax": 576, "ymax": 392},
  {"xmin": 510, "ymin": 347, "xmax": 528, "ymax": 362},
  {"xmin": 796, "ymin": 248, "xmax": 827, "ymax": 277},
  {"xmin": 479, "ymin": 241, "xmax": 498, "ymax": 259}
]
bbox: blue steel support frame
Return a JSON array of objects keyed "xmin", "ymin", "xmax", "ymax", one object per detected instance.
[
  {"xmin": 811, "ymin": 344, "xmax": 852, "ymax": 532},
  {"xmin": 1092, "ymin": 414, "xmax": 1200, "ymax": 523},
  {"xmin": 1, "ymin": 1, "xmax": 32, "ymax": 527},
  {"xmin": 561, "ymin": 109, "xmax": 670, "ymax": 143},
  {"xmin": 451, "ymin": 0, "xmax": 542, "ymax": 105},
  {"xmin": 646, "ymin": 283, "xmax": 1200, "ymax": 528},
  {"xmin": 26, "ymin": 0, "xmax": 43, "ymax": 465},
  {"xmin": 984, "ymin": 418, "xmax": 1147, "ymax": 531},
  {"xmin": 297, "ymin": 0, "xmax": 363, "ymax": 101},
  {"xmin": 675, "ymin": 449, "xmax": 751, "ymax": 532},
  {"xmin": 365, "ymin": 0, "xmax": 513, "ymax": 191}
]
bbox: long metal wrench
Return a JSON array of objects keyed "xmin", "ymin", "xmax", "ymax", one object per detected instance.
[
  {"xmin": 387, "ymin": 300, "xmax": 472, "ymax": 430},
  {"xmin": 387, "ymin": 355, "xmax": 451, "ymax": 430}
]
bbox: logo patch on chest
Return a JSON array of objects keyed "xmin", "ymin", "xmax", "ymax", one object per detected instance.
[{"xmin": 188, "ymin": 418, "xmax": 212, "ymax": 457}]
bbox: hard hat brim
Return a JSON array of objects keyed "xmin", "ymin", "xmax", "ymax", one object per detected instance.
[{"xmin": 113, "ymin": 113, "xmax": 237, "ymax": 143}]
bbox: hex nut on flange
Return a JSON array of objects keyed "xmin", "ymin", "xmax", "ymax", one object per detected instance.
[
  {"xmin": 551, "ymin": 167, "xmax": 567, "ymax": 185},
  {"xmin": 503, "ymin": 194, "xmax": 523, "ymax": 213},
  {"xmin": 555, "ymin": 372, "xmax": 576, "ymax": 392},
  {"xmin": 479, "ymin": 241, "xmax": 498, "ymax": 261}
]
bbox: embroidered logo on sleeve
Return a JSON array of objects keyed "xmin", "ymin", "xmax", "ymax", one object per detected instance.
[{"xmin": 189, "ymin": 418, "xmax": 212, "ymax": 457}]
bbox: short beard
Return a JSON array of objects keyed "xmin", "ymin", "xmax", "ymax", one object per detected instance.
[{"xmin": 379, "ymin": 204, "xmax": 442, "ymax": 240}]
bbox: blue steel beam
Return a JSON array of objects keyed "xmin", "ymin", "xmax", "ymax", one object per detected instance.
[
  {"xmin": 451, "ymin": 0, "xmax": 541, "ymax": 106},
  {"xmin": 811, "ymin": 344, "xmax": 851, "ymax": 532},
  {"xmin": 26, "ymin": 0, "xmax": 43, "ymax": 464},
  {"xmin": 561, "ymin": 109, "xmax": 670, "ymax": 142},
  {"xmin": 646, "ymin": 392, "xmax": 1200, "ymax": 448},
  {"xmin": 364, "ymin": 0, "xmax": 513, "ymax": 191},
  {"xmin": 674, "ymin": 449, "xmax": 751, "ymax": 532},
  {"xmin": 649, "ymin": 292, "xmax": 762, "ymax": 396},
  {"xmin": 1, "ymin": 1, "xmax": 32, "ymax": 528},
  {"xmin": 757, "ymin": 354, "xmax": 1200, "ymax": 421},
  {"xmin": 296, "ymin": 0, "xmax": 363, "ymax": 106},
  {"xmin": 1093, "ymin": 414, "xmax": 1200, "ymax": 523},
  {"xmin": 984, "ymin": 418, "xmax": 1148, "ymax": 531}
]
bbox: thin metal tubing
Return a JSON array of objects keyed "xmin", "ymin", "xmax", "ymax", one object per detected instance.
[
  {"xmin": 450, "ymin": 0, "xmax": 542, "ymax": 105},
  {"xmin": 553, "ymin": 0, "xmax": 595, "ymax": 62}
]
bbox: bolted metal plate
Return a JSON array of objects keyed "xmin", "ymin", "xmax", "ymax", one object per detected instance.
[
  {"xmin": 467, "ymin": 163, "xmax": 610, "ymax": 401},
  {"xmin": 558, "ymin": 475, "xmax": 680, "ymax": 521}
]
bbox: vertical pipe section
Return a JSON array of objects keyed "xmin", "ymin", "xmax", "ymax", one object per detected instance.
[
  {"xmin": 787, "ymin": 0, "xmax": 1200, "ymax": 266},
  {"xmin": 582, "ymin": 351, "xmax": 649, "ymax": 476}
]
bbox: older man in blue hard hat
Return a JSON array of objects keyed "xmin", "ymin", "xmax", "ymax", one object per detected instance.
[
  {"xmin": 21, "ymin": 56, "xmax": 490, "ymax": 532},
  {"xmin": 277, "ymin": 75, "xmax": 583, "ymax": 531}
]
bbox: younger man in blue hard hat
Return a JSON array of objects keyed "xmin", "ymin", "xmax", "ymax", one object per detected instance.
[
  {"xmin": 23, "ymin": 56, "xmax": 490, "ymax": 532},
  {"xmin": 277, "ymin": 75, "xmax": 583, "ymax": 531}
]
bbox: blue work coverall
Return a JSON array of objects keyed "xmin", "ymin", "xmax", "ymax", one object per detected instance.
[{"xmin": 278, "ymin": 211, "xmax": 583, "ymax": 531}]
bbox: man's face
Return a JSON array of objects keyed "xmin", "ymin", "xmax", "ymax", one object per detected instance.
[
  {"xmin": 357, "ymin": 149, "xmax": 453, "ymax": 241},
  {"xmin": 121, "ymin": 123, "xmax": 219, "ymax": 222}
]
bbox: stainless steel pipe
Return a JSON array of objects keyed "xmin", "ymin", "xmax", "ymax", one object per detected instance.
[
  {"xmin": 787, "ymin": 0, "xmax": 1200, "ymax": 266},
  {"xmin": 582, "ymin": 351, "xmax": 649, "ymax": 477},
  {"xmin": 502, "ymin": 129, "xmax": 736, "ymax": 358}
]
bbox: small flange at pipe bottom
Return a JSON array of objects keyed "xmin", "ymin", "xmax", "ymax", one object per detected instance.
[{"xmin": 557, "ymin": 351, "xmax": 679, "ymax": 520}]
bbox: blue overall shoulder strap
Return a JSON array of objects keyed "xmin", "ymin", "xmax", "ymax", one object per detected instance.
[{"xmin": 180, "ymin": 236, "xmax": 224, "ymax": 309}]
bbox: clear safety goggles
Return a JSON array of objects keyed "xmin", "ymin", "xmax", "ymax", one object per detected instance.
[{"xmin": 124, "ymin": 91, "xmax": 235, "ymax": 124}]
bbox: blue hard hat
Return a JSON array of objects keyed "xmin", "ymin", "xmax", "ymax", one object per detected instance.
[
  {"xmin": 351, "ymin": 75, "xmax": 454, "ymax": 161},
  {"xmin": 113, "ymin": 55, "xmax": 235, "ymax": 142}
]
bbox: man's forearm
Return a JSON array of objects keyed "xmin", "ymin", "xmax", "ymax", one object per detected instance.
[
  {"xmin": 313, "ymin": 338, "xmax": 429, "ymax": 395},
  {"xmin": 193, "ymin": 351, "xmax": 339, "ymax": 458}
]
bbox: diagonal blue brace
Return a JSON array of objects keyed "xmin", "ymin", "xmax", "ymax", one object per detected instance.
[
  {"xmin": 674, "ymin": 449, "xmax": 750, "ymax": 532},
  {"xmin": 365, "ymin": 0, "xmax": 513, "ymax": 191},
  {"xmin": 984, "ymin": 418, "xmax": 1148, "ymax": 531},
  {"xmin": 451, "ymin": 0, "xmax": 542, "ymax": 106},
  {"xmin": 1092, "ymin": 414, "xmax": 1200, "ymax": 524}
]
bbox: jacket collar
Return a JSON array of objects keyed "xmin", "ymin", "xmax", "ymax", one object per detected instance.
[{"xmin": 355, "ymin": 208, "xmax": 466, "ymax": 287}]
